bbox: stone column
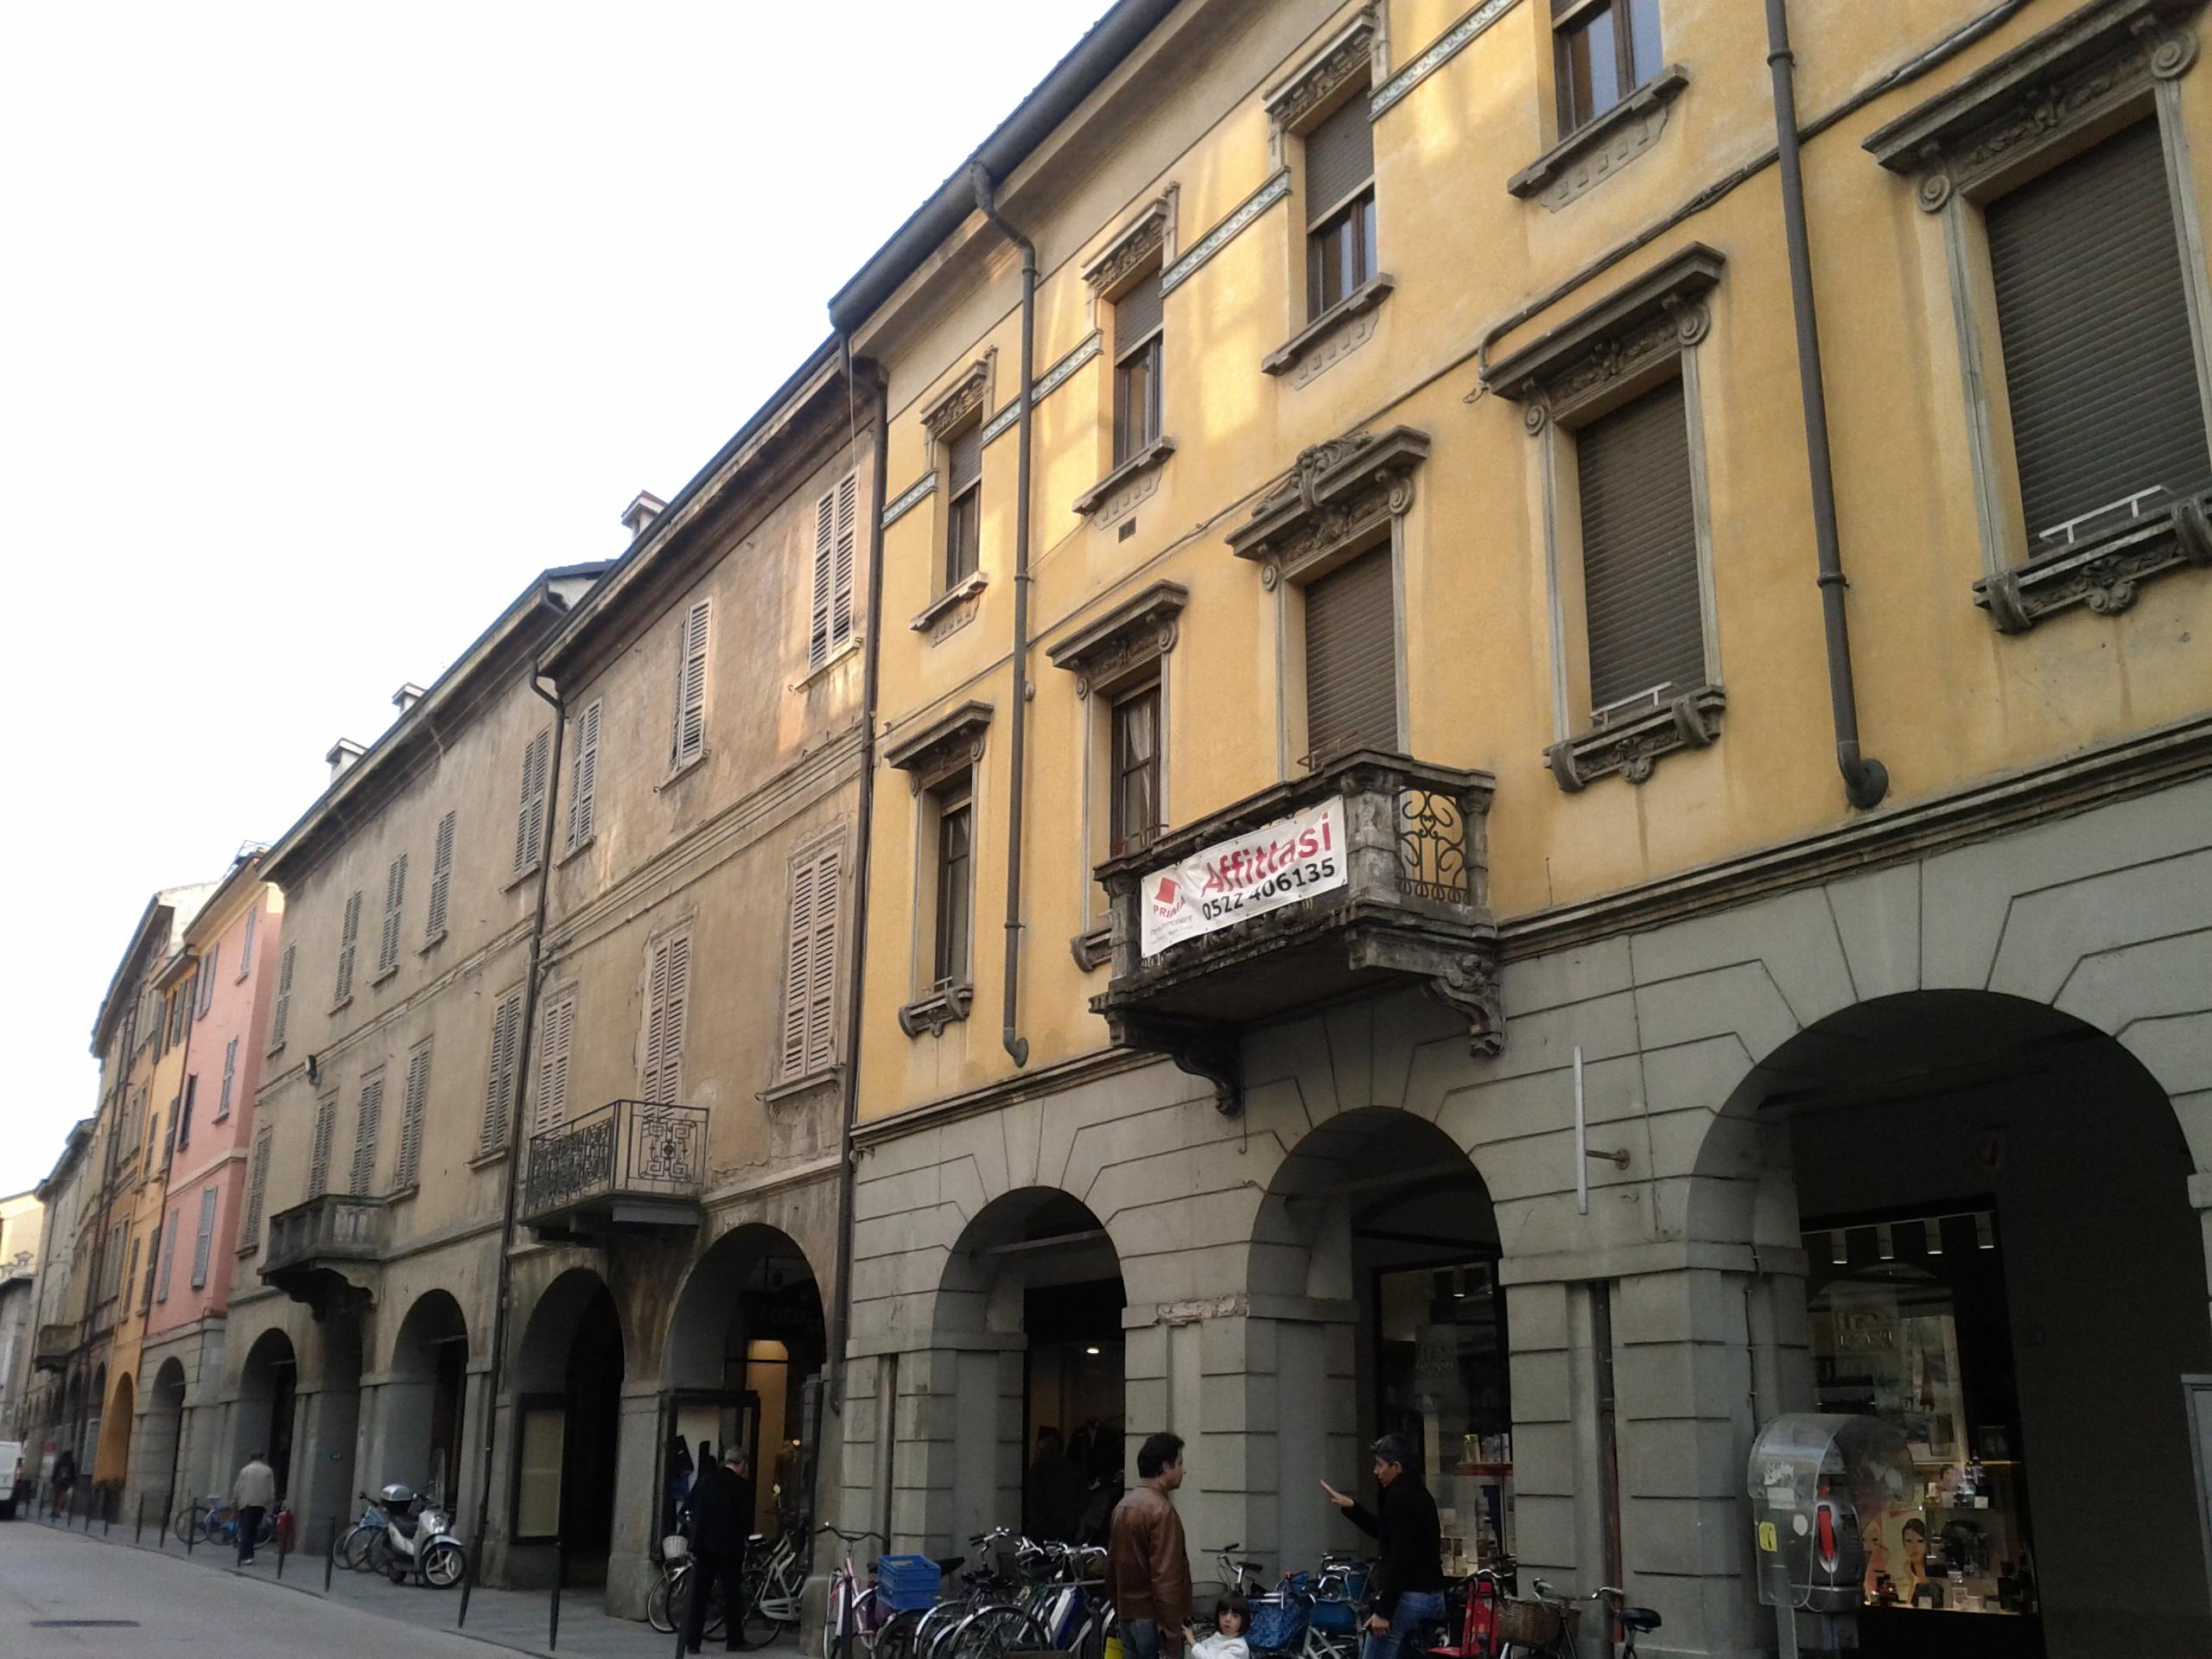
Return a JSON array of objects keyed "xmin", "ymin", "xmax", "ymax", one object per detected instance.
[
  {"xmin": 873, "ymin": 1338, "xmax": 1022, "ymax": 1558},
  {"xmin": 605, "ymin": 1376, "xmax": 662, "ymax": 1620}
]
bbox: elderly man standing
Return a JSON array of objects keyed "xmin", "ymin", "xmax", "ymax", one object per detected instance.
[
  {"xmin": 1107, "ymin": 1433, "xmax": 1192, "ymax": 1659},
  {"xmin": 232, "ymin": 1451, "xmax": 276, "ymax": 1567}
]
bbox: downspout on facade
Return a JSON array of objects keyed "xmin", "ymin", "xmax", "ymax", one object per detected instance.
[
  {"xmin": 1764, "ymin": 0, "xmax": 1890, "ymax": 810},
  {"xmin": 969, "ymin": 163, "xmax": 1037, "ymax": 1068}
]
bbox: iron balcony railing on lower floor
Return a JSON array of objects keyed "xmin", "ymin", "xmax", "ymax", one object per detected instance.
[
  {"xmin": 522, "ymin": 1099, "xmax": 708, "ymax": 1234},
  {"xmin": 32, "ymin": 1320, "xmax": 76, "ymax": 1372}
]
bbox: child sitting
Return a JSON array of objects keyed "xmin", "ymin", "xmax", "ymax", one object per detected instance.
[{"xmin": 1190, "ymin": 1593, "xmax": 1252, "ymax": 1659}]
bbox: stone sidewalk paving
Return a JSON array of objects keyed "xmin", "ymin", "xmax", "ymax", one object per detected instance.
[{"xmin": 22, "ymin": 1506, "xmax": 803, "ymax": 1659}]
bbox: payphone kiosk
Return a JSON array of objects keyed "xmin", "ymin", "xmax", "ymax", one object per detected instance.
[{"xmin": 1748, "ymin": 1414, "xmax": 1914, "ymax": 1653}]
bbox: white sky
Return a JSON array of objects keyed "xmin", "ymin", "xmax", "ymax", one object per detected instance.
[{"xmin": 0, "ymin": 0, "xmax": 1110, "ymax": 1198}]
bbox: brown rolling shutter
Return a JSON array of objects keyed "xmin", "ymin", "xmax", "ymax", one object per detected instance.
[
  {"xmin": 1577, "ymin": 377, "xmax": 1706, "ymax": 713},
  {"xmin": 1987, "ymin": 118, "xmax": 2211, "ymax": 542},
  {"xmin": 1306, "ymin": 95, "xmax": 1374, "ymax": 222},
  {"xmin": 1304, "ymin": 543, "xmax": 1398, "ymax": 761},
  {"xmin": 949, "ymin": 423, "xmax": 982, "ymax": 493},
  {"xmin": 1116, "ymin": 266, "xmax": 1163, "ymax": 353}
]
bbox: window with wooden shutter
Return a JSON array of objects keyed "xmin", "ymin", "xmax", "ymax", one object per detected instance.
[
  {"xmin": 349, "ymin": 1073, "xmax": 385, "ymax": 1196},
  {"xmin": 780, "ymin": 848, "xmax": 841, "ymax": 1082},
  {"xmin": 641, "ymin": 932, "xmax": 692, "ymax": 1105},
  {"xmin": 177, "ymin": 1074, "xmax": 196, "ymax": 1150},
  {"xmin": 944, "ymin": 424, "xmax": 982, "ymax": 587},
  {"xmin": 533, "ymin": 990, "xmax": 576, "ymax": 1133},
  {"xmin": 1303, "ymin": 543, "xmax": 1398, "ymax": 762},
  {"xmin": 426, "ymin": 810, "xmax": 456, "ymax": 938},
  {"xmin": 309, "ymin": 1095, "xmax": 338, "ymax": 1194},
  {"xmin": 218, "ymin": 1036, "xmax": 238, "ymax": 1119},
  {"xmin": 238, "ymin": 906, "xmax": 255, "ymax": 981},
  {"xmin": 568, "ymin": 701, "xmax": 601, "ymax": 849},
  {"xmin": 513, "ymin": 730, "xmax": 551, "ymax": 875},
  {"xmin": 396, "ymin": 1043, "xmax": 430, "ymax": 1191},
  {"xmin": 1113, "ymin": 267, "xmax": 1165, "ymax": 465},
  {"xmin": 334, "ymin": 889, "xmax": 362, "ymax": 1003},
  {"xmin": 670, "ymin": 601, "xmax": 711, "ymax": 770},
  {"xmin": 1305, "ymin": 95, "xmax": 1377, "ymax": 318},
  {"xmin": 156, "ymin": 1212, "xmax": 177, "ymax": 1304},
  {"xmin": 1987, "ymin": 118, "xmax": 2212, "ymax": 545},
  {"xmin": 378, "ymin": 853, "xmax": 407, "ymax": 976},
  {"xmin": 932, "ymin": 780, "xmax": 974, "ymax": 986},
  {"xmin": 197, "ymin": 949, "xmax": 218, "ymax": 1016},
  {"xmin": 190, "ymin": 1186, "xmax": 218, "ymax": 1288},
  {"xmin": 1575, "ymin": 377, "xmax": 1706, "ymax": 715},
  {"xmin": 480, "ymin": 991, "xmax": 523, "ymax": 1155},
  {"xmin": 244, "ymin": 1128, "xmax": 272, "ymax": 1249},
  {"xmin": 810, "ymin": 473, "xmax": 861, "ymax": 672},
  {"xmin": 270, "ymin": 943, "xmax": 296, "ymax": 1049}
]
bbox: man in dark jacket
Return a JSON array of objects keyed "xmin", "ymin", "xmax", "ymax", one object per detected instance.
[
  {"xmin": 1323, "ymin": 1434, "xmax": 1445, "ymax": 1659},
  {"xmin": 685, "ymin": 1447, "xmax": 755, "ymax": 1654}
]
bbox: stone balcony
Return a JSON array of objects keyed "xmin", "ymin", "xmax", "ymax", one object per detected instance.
[
  {"xmin": 262, "ymin": 1193, "xmax": 388, "ymax": 1316},
  {"xmin": 522, "ymin": 1099, "xmax": 707, "ymax": 1237},
  {"xmin": 32, "ymin": 1320, "xmax": 75, "ymax": 1373},
  {"xmin": 1091, "ymin": 748, "xmax": 1502, "ymax": 1111}
]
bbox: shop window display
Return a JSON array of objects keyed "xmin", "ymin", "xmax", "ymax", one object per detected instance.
[
  {"xmin": 1373, "ymin": 1257, "xmax": 1513, "ymax": 1574},
  {"xmin": 1805, "ymin": 1209, "xmax": 2042, "ymax": 1647}
]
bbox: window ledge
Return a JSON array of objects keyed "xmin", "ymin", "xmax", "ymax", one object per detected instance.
[
  {"xmin": 656, "ymin": 750, "xmax": 709, "ymax": 793},
  {"xmin": 330, "ymin": 995, "xmax": 353, "ymax": 1015},
  {"xmin": 1976, "ymin": 497, "xmax": 2212, "ymax": 632},
  {"xmin": 1509, "ymin": 66, "xmax": 1691, "ymax": 210},
  {"xmin": 417, "ymin": 929, "xmax": 448, "ymax": 957},
  {"xmin": 910, "ymin": 571, "xmax": 988, "ymax": 633},
  {"xmin": 467, "ymin": 1147, "xmax": 510, "ymax": 1171},
  {"xmin": 794, "ymin": 635, "xmax": 865, "ymax": 689},
  {"xmin": 897, "ymin": 982, "xmax": 975, "ymax": 1039},
  {"xmin": 1070, "ymin": 924, "xmax": 1114, "ymax": 974},
  {"xmin": 264, "ymin": 1039, "xmax": 285, "ymax": 1059},
  {"xmin": 558, "ymin": 834, "xmax": 595, "ymax": 868},
  {"xmin": 763, "ymin": 1067, "xmax": 842, "ymax": 1106},
  {"xmin": 386, "ymin": 1183, "xmax": 419, "ymax": 1205},
  {"xmin": 1262, "ymin": 275, "xmax": 1395, "ymax": 384},
  {"xmin": 502, "ymin": 861, "xmax": 542, "ymax": 893},
  {"xmin": 1543, "ymin": 685, "xmax": 1726, "ymax": 792},
  {"xmin": 370, "ymin": 965, "xmax": 398, "ymax": 988},
  {"xmin": 1073, "ymin": 437, "xmax": 1177, "ymax": 518},
  {"xmin": 235, "ymin": 1243, "xmax": 258, "ymax": 1261}
]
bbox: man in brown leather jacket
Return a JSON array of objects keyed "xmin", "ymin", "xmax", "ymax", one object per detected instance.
[{"xmin": 1107, "ymin": 1432, "xmax": 1192, "ymax": 1659}]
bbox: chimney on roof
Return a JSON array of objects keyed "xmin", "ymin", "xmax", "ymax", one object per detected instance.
[
  {"xmin": 326, "ymin": 739, "xmax": 365, "ymax": 782},
  {"xmin": 392, "ymin": 683, "xmax": 426, "ymax": 715},
  {"xmin": 621, "ymin": 491, "xmax": 668, "ymax": 543}
]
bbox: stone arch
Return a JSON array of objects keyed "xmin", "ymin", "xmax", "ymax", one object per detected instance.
[
  {"xmin": 234, "ymin": 1328, "xmax": 298, "ymax": 1503},
  {"xmin": 94, "ymin": 1370, "xmax": 134, "ymax": 1497},
  {"xmin": 140, "ymin": 1357, "xmax": 189, "ymax": 1512},
  {"xmin": 511, "ymin": 1268, "xmax": 627, "ymax": 1583},
  {"xmin": 378, "ymin": 1289, "xmax": 470, "ymax": 1506}
]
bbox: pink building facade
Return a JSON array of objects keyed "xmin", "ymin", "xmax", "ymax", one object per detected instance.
[{"xmin": 129, "ymin": 850, "xmax": 283, "ymax": 1509}]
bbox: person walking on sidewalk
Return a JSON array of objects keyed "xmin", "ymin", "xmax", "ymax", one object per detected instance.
[
  {"xmin": 1321, "ymin": 1435, "xmax": 1445, "ymax": 1659},
  {"xmin": 1107, "ymin": 1433, "xmax": 1192, "ymax": 1659},
  {"xmin": 232, "ymin": 1452, "xmax": 276, "ymax": 1567},
  {"xmin": 684, "ymin": 1447, "xmax": 754, "ymax": 1655}
]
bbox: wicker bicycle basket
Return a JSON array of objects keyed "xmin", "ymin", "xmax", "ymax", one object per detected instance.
[{"xmin": 1493, "ymin": 1599, "xmax": 1579, "ymax": 1647}]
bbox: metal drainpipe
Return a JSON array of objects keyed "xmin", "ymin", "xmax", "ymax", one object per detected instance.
[
  {"xmin": 467, "ymin": 638, "xmax": 567, "ymax": 1562},
  {"xmin": 970, "ymin": 162, "xmax": 1036, "ymax": 1068},
  {"xmin": 1765, "ymin": 0, "xmax": 1889, "ymax": 810}
]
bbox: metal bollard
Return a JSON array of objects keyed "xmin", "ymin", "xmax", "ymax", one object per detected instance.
[
  {"xmin": 135, "ymin": 1495, "xmax": 144, "ymax": 1546},
  {"xmin": 673, "ymin": 1587, "xmax": 690, "ymax": 1659},
  {"xmin": 549, "ymin": 1541, "xmax": 564, "ymax": 1651},
  {"xmin": 103, "ymin": 1490, "xmax": 111, "ymax": 1534},
  {"xmin": 325, "ymin": 1516, "xmax": 338, "ymax": 1592},
  {"xmin": 455, "ymin": 1536, "xmax": 477, "ymax": 1629},
  {"xmin": 276, "ymin": 1510, "xmax": 289, "ymax": 1580},
  {"xmin": 187, "ymin": 1502, "xmax": 197, "ymax": 1555}
]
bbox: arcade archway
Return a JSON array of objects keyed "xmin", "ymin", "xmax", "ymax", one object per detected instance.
[
  {"xmin": 235, "ymin": 1330, "xmax": 298, "ymax": 1500},
  {"xmin": 384, "ymin": 1291, "xmax": 470, "ymax": 1507},
  {"xmin": 514, "ymin": 1269, "xmax": 626, "ymax": 1585},
  {"xmin": 143, "ymin": 1357, "xmax": 188, "ymax": 1511}
]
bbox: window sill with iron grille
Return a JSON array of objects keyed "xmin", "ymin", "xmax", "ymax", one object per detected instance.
[
  {"xmin": 502, "ymin": 860, "xmax": 542, "ymax": 893},
  {"xmin": 657, "ymin": 749, "xmax": 709, "ymax": 793},
  {"xmin": 795, "ymin": 634, "xmax": 865, "ymax": 689},
  {"xmin": 1508, "ymin": 66, "xmax": 1690, "ymax": 211},
  {"xmin": 910, "ymin": 571, "xmax": 988, "ymax": 634},
  {"xmin": 1073, "ymin": 437, "xmax": 1177, "ymax": 520},
  {"xmin": 1543, "ymin": 684, "xmax": 1726, "ymax": 792},
  {"xmin": 1976, "ymin": 496, "xmax": 2212, "ymax": 632},
  {"xmin": 467, "ymin": 1146, "xmax": 510, "ymax": 1170},
  {"xmin": 370, "ymin": 963, "xmax": 398, "ymax": 988},
  {"xmin": 762, "ymin": 1066, "xmax": 842, "ymax": 1107},
  {"xmin": 417, "ymin": 928, "xmax": 448, "ymax": 957},
  {"xmin": 1261, "ymin": 276, "xmax": 1395, "ymax": 383},
  {"xmin": 898, "ymin": 982, "xmax": 975, "ymax": 1039},
  {"xmin": 558, "ymin": 833, "xmax": 595, "ymax": 868}
]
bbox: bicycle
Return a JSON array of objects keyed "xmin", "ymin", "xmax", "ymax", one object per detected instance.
[
  {"xmin": 171, "ymin": 1494, "xmax": 276, "ymax": 1550},
  {"xmin": 819, "ymin": 1523, "xmax": 892, "ymax": 1659},
  {"xmin": 335, "ymin": 1494, "xmax": 388, "ymax": 1572},
  {"xmin": 647, "ymin": 1535, "xmax": 730, "ymax": 1640},
  {"xmin": 739, "ymin": 1521, "xmax": 810, "ymax": 1646},
  {"xmin": 1491, "ymin": 1580, "xmax": 1659, "ymax": 1659}
]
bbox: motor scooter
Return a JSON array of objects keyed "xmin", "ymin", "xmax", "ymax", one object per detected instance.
[{"xmin": 372, "ymin": 1481, "xmax": 468, "ymax": 1588}]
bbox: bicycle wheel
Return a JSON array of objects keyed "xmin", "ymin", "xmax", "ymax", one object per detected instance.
[
  {"xmin": 874, "ymin": 1604, "xmax": 928, "ymax": 1659},
  {"xmin": 174, "ymin": 1507, "xmax": 203, "ymax": 1546},
  {"xmin": 954, "ymin": 1604, "xmax": 1050, "ymax": 1659},
  {"xmin": 738, "ymin": 1566, "xmax": 785, "ymax": 1646},
  {"xmin": 650, "ymin": 1571, "xmax": 678, "ymax": 1636},
  {"xmin": 822, "ymin": 1578, "xmax": 854, "ymax": 1659},
  {"xmin": 254, "ymin": 1510, "xmax": 277, "ymax": 1548},
  {"xmin": 342, "ymin": 1525, "xmax": 380, "ymax": 1572}
]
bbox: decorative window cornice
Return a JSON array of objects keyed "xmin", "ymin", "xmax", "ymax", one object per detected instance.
[
  {"xmin": 1482, "ymin": 244, "xmax": 1723, "ymax": 429},
  {"xmin": 1866, "ymin": 0, "xmax": 2202, "ymax": 208},
  {"xmin": 921, "ymin": 356, "xmax": 993, "ymax": 441},
  {"xmin": 1085, "ymin": 196, "xmax": 1173, "ymax": 295},
  {"xmin": 1266, "ymin": 3, "xmax": 1384, "ymax": 133},
  {"xmin": 1226, "ymin": 425, "xmax": 1428, "ymax": 585},
  {"xmin": 883, "ymin": 700, "xmax": 993, "ymax": 792},
  {"xmin": 1046, "ymin": 581, "xmax": 1189, "ymax": 698}
]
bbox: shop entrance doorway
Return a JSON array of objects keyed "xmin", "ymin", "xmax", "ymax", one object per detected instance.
[
  {"xmin": 385, "ymin": 1290, "xmax": 469, "ymax": 1510},
  {"xmin": 512, "ymin": 1269, "xmax": 626, "ymax": 1589},
  {"xmin": 144, "ymin": 1358, "xmax": 188, "ymax": 1512},
  {"xmin": 235, "ymin": 1330, "xmax": 297, "ymax": 1500},
  {"xmin": 1726, "ymin": 990, "xmax": 2212, "ymax": 1659}
]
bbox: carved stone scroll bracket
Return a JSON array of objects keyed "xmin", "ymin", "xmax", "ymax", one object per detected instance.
[
  {"xmin": 1544, "ymin": 687, "xmax": 1727, "ymax": 792},
  {"xmin": 1107, "ymin": 1012, "xmax": 1243, "ymax": 1116},
  {"xmin": 897, "ymin": 982, "xmax": 974, "ymax": 1039},
  {"xmin": 1428, "ymin": 954, "xmax": 1507, "ymax": 1058},
  {"xmin": 1974, "ymin": 496, "xmax": 2212, "ymax": 630}
]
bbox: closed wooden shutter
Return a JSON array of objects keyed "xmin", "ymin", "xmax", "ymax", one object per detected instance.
[
  {"xmin": 378, "ymin": 853, "xmax": 408, "ymax": 975},
  {"xmin": 219, "ymin": 1036, "xmax": 237, "ymax": 1117},
  {"xmin": 641, "ymin": 933, "xmax": 691, "ymax": 1105},
  {"xmin": 238, "ymin": 906, "xmax": 255, "ymax": 980},
  {"xmin": 780, "ymin": 848, "xmax": 841, "ymax": 1082},
  {"xmin": 245, "ymin": 1128, "xmax": 272, "ymax": 1243},
  {"xmin": 396, "ymin": 1044, "xmax": 431, "ymax": 1190},
  {"xmin": 335, "ymin": 890, "xmax": 362, "ymax": 1002},
  {"xmin": 1577, "ymin": 377, "xmax": 1707, "ymax": 713},
  {"xmin": 427, "ymin": 810, "xmax": 456, "ymax": 938},
  {"xmin": 270, "ymin": 944, "xmax": 296, "ymax": 1048},
  {"xmin": 811, "ymin": 486, "xmax": 837, "ymax": 671},
  {"xmin": 569, "ymin": 702, "xmax": 601, "ymax": 848},
  {"xmin": 1304, "ymin": 543, "xmax": 1399, "ymax": 761},
  {"xmin": 671, "ymin": 601, "xmax": 711, "ymax": 768},
  {"xmin": 514, "ymin": 730, "xmax": 550, "ymax": 874},
  {"xmin": 197, "ymin": 950, "xmax": 217, "ymax": 1014},
  {"xmin": 949, "ymin": 423, "xmax": 982, "ymax": 493},
  {"xmin": 1988, "ymin": 118, "xmax": 2212, "ymax": 542},
  {"xmin": 480, "ymin": 991, "xmax": 523, "ymax": 1154},
  {"xmin": 1116, "ymin": 267, "xmax": 1164, "ymax": 353},
  {"xmin": 832, "ymin": 471, "xmax": 858, "ymax": 654},
  {"xmin": 1306, "ymin": 95, "xmax": 1375, "ymax": 221},
  {"xmin": 533, "ymin": 992, "xmax": 575, "ymax": 1133},
  {"xmin": 309, "ymin": 1095, "xmax": 338, "ymax": 1194},
  {"xmin": 349, "ymin": 1074, "xmax": 385, "ymax": 1196},
  {"xmin": 190, "ymin": 1187, "xmax": 218, "ymax": 1288},
  {"xmin": 157, "ymin": 1211, "xmax": 178, "ymax": 1303}
]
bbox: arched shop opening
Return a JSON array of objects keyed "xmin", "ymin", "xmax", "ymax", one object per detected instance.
[
  {"xmin": 1708, "ymin": 990, "xmax": 2212, "ymax": 1659},
  {"xmin": 1252, "ymin": 1109, "xmax": 1510, "ymax": 1584},
  {"xmin": 384, "ymin": 1290, "xmax": 470, "ymax": 1506},
  {"xmin": 95, "ymin": 1370, "xmax": 135, "ymax": 1509},
  {"xmin": 143, "ymin": 1357, "xmax": 189, "ymax": 1510},
  {"xmin": 938, "ymin": 1190, "xmax": 1127, "ymax": 1548},
  {"xmin": 662, "ymin": 1225, "xmax": 826, "ymax": 1541},
  {"xmin": 513, "ymin": 1270, "xmax": 626, "ymax": 1586},
  {"xmin": 235, "ymin": 1330, "xmax": 298, "ymax": 1499},
  {"xmin": 82, "ymin": 1363, "xmax": 105, "ymax": 1491}
]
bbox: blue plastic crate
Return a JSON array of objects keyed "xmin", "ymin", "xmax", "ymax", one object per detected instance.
[
  {"xmin": 877, "ymin": 1554, "xmax": 942, "ymax": 1611},
  {"xmin": 1310, "ymin": 1599, "xmax": 1360, "ymax": 1636}
]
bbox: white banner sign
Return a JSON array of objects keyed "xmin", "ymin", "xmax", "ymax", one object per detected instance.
[{"xmin": 1139, "ymin": 796, "xmax": 1346, "ymax": 958}]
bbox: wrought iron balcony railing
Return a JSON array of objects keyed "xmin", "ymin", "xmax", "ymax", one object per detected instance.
[
  {"xmin": 32, "ymin": 1320, "xmax": 76, "ymax": 1373},
  {"xmin": 522, "ymin": 1099, "xmax": 708, "ymax": 1235},
  {"xmin": 1091, "ymin": 747, "xmax": 1501, "ymax": 1112},
  {"xmin": 261, "ymin": 1193, "xmax": 389, "ymax": 1315}
]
